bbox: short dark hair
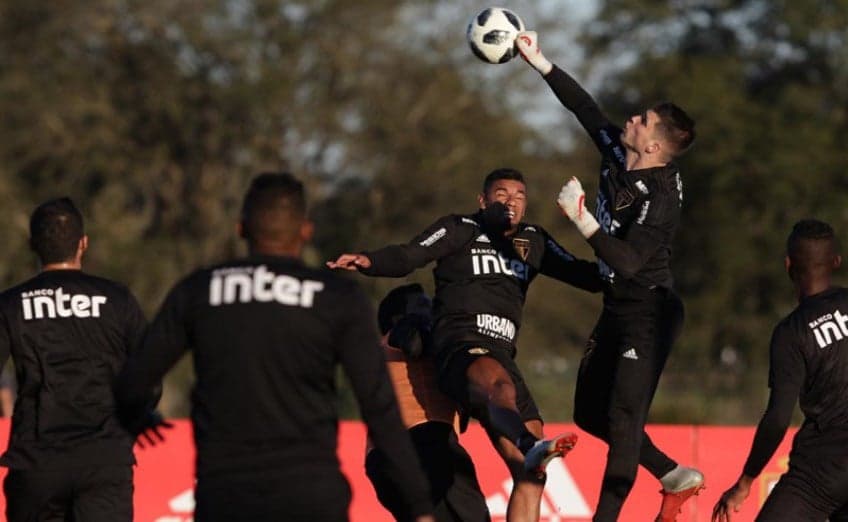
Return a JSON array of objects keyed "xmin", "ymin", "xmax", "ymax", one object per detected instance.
[
  {"xmin": 787, "ymin": 219, "xmax": 839, "ymax": 277},
  {"xmin": 482, "ymin": 168, "xmax": 525, "ymax": 194},
  {"xmin": 240, "ymin": 172, "xmax": 306, "ymax": 244},
  {"xmin": 29, "ymin": 197, "xmax": 84, "ymax": 264},
  {"xmin": 652, "ymin": 102, "xmax": 696, "ymax": 157},
  {"xmin": 378, "ymin": 283, "xmax": 429, "ymax": 335}
]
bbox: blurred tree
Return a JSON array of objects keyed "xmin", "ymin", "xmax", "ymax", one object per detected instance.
[{"xmin": 0, "ymin": 0, "xmax": 600, "ymax": 419}]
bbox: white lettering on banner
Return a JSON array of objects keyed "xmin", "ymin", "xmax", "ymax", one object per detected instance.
[
  {"xmin": 476, "ymin": 314, "xmax": 516, "ymax": 342},
  {"xmin": 21, "ymin": 288, "xmax": 107, "ymax": 320},
  {"xmin": 471, "ymin": 253, "xmax": 529, "ymax": 281},
  {"xmin": 486, "ymin": 460, "xmax": 592, "ymax": 520},
  {"xmin": 419, "ymin": 227, "xmax": 446, "ymax": 247},
  {"xmin": 810, "ymin": 310, "xmax": 848, "ymax": 348},
  {"xmin": 208, "ymin": 266, "xmax": 324, "ymax": 308},
  {"xmin": 153, "ymin": 488, "xmax": 194, "ymax": 522}
]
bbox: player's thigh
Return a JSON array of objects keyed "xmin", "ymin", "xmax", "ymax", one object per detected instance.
[
  {"xmin": 755, "ymin": 453, "xmax": 848, "ymax": 522},
  {"xmin": 73, "ymin": 465, "xmax": 133, "ymax": 522},
  {"xmin": 495, "ymin": 352, "xmax": 542, "ymax": 425},
  {"xmin": 575, "ymin": 314, "xmax": 618, "ymax": 406},
  {"xmin": 4, "ymin": 468, "xmax": 72, "ymax": 522},
  {"xmin": 756, "ymin": 476, "xmax": 830, "ymax": 521}
]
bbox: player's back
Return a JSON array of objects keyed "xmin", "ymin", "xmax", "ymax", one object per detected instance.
[
  {"xmin": 173, "ymin": 256, "xmax": 375, "ymax": 474},
  {"xmin": 0, "ymin": 270, "xmax": 142, "ymax": 468},
  {"xmin": 784, "ymin": 286, "xmax": 848, "ymax": 430}
]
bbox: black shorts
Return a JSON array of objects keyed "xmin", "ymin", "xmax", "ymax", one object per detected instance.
[
  {"xmin": 195, "ymin": 465, "xmax": 351, "ymax": 522},
  {"xmin": 757, "ymin": 429, "xmax": 848, "ymax": 521},
  {"xmin": 4, "ymin": 465, "xmax": 133, "ymax": 522},
  {"xmin": 366, "ymin": 422, "xmax": 490, "ymax": 522},
  {"xmin": 436, "ymin": 341, "xmax": 541, "ymax": 424}
]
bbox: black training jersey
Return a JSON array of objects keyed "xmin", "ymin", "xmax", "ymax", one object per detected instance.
[
  {"xmin": 361, "ymin": 211, "xmax": 601, "ymax": 355},
  {"xmin": 0, "ymin": 270, "xmax": 145, "ymax": 470},
  {"xmin": 545, "ymin": 66, "xmax": 682, "ymax": 292},
  {"xmin": 116, "ymin": 255, "xmax": 431, "ymax": 514},
  {"xmin": 743, "ymin": 287, "xmax": 848, "ymax": 477}
]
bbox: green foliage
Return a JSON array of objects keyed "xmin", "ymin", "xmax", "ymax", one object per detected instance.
[{"xmin": 1, "ymin": 0, "xmax": 844, "ymax": 424}]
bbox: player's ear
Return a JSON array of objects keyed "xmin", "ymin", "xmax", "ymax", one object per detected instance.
[
  {"xmin": 646, "ymin": 140, "xmax": 661, "ymax": 155},
  {"xmin": 834, "ymin": 255, "xmax": 842, "ymax": 269},
  {"xmin": 78, "ymin": 235, "xmax": 89, "ymax": 254},
  {"xmin": 784, "ymin": 255, "xmax": 793, "ymax": 275},
  {"xmin": 477, "ymin": 192, "xmax": 486, "ymax": 209},
  {"xmin": 299, "ymin": 220, "xmax": 314, "ymax": 243}
]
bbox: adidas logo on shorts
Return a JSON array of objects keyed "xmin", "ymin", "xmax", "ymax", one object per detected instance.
[{"xmin": 622, "ymin": 348, "xmax": 639, "ymax": 360}]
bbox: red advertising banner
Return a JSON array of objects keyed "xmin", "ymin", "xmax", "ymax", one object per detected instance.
[{"xmin": 0, "ymin": 419, "xmax": 796, "ymax": 521}]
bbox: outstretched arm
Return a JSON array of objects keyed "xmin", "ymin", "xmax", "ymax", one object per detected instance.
[
  {"xmin": 517, "ymin": 31, "xmax": 624, "ymax": 157},
  {"xmin": 327, "ymin": 216, "xmax": 472, "ymax": 278},
  {"xmin": 538, "ymin": 229, "xmax": 603, "ymax": 293},
  {"xmin": 116, "ymin": 277, "xmax": 193, "ymax": 436},
  {"xmin": 712, "ymin": 325, "xmax": 803, "ymax": 521}
]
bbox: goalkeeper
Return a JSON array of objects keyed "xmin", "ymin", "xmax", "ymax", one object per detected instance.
[{"xmin": 516, "ymin": 30, "xmax": 701, "ymax": 522}]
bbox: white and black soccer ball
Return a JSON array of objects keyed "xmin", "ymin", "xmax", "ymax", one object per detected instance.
[{"xmin": 466, "ymin": 7, "xmax": 525, "ymax": 64}]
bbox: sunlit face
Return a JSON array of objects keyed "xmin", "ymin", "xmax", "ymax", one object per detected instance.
[
  {"xmin": 621, "ymin": 109, "xmax": 661, "ymax": 154},
  {"xmin": 478, "ymin": 179, "xmax": 527, "ymax": 229}
]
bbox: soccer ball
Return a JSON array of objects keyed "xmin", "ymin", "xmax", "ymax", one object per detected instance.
[{"xmin": 466, "ymin": 7, "xmax": 525, "ymax": 64}]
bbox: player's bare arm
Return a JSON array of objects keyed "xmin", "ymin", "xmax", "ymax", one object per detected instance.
[{"xmin": 326, "ymin": 253, "xmax": 372, "ymax": 270}]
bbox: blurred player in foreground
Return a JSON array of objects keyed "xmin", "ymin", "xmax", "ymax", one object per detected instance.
[
  {"xmin": 516, "ymin": 30, "xmax": 702, "ymax": 522},
  {"xmin": 118, "ymin": 173, "xmax": 434, "ymax": 522},
  {"xmin": 366, "ymin": 283, "xmax": 490, "ymax": 522},
  {"xmin": 713, "ymin": 220, "xmax": 848, "ymax": 521},
  {"xmin": 329, "ymin": 168, "xmax": 602, "ymax": 522},
  {"xmin": 0, "ymin": 198, "xmax": 153, "ymax": 521}
]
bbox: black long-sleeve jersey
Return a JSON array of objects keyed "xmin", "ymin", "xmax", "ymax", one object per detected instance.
[
  {"xmin": 544, "ymin": 66, "xmax": 683, "ymax": 292},
  {"xmin": 116, "ymin": 255, "xmax": 431, "ymax": 515},
  {"xmin": 0, "ymin": 270, "xmax": 146, "ymax": 470},
  {"xmin": 361, "ymin": 211, "xmax": 601, "ymax": 355},
  {"xmin": 743, "ymin": 287, "xmax": 848, "ymax": 477}
]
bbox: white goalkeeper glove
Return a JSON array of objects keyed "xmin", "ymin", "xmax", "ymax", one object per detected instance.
[
  {"xmin": 557, "ymin": 177, "xmax": 600, "ymax": 238},
  {"xmin": 516, "ymin": 31, "xmax": 553, "ymax": 76}
]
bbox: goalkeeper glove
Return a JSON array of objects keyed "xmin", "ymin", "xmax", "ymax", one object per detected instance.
[
  {"xmin": 557, "ymin": 177, "xmax": 600, "ymax": 238},
  {"xmin": 516, "ymin": 31, "xmax": 553, "ymax": 76}
]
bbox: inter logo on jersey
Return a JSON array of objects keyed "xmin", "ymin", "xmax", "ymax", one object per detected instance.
[
  {"xmin": 470, "ymin": 249, "xmax": 529, "ymax": 281},
  {"xmin": 209, "ymin": 265, "xmax": 324, "ymax": 308},
  {"xmin": 21, "ymin": 288, "xmax": 107, "ymax": 320},
  {"xmin": 808, "ymin": 310, "xmax": 848, "ymax": 349}
]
